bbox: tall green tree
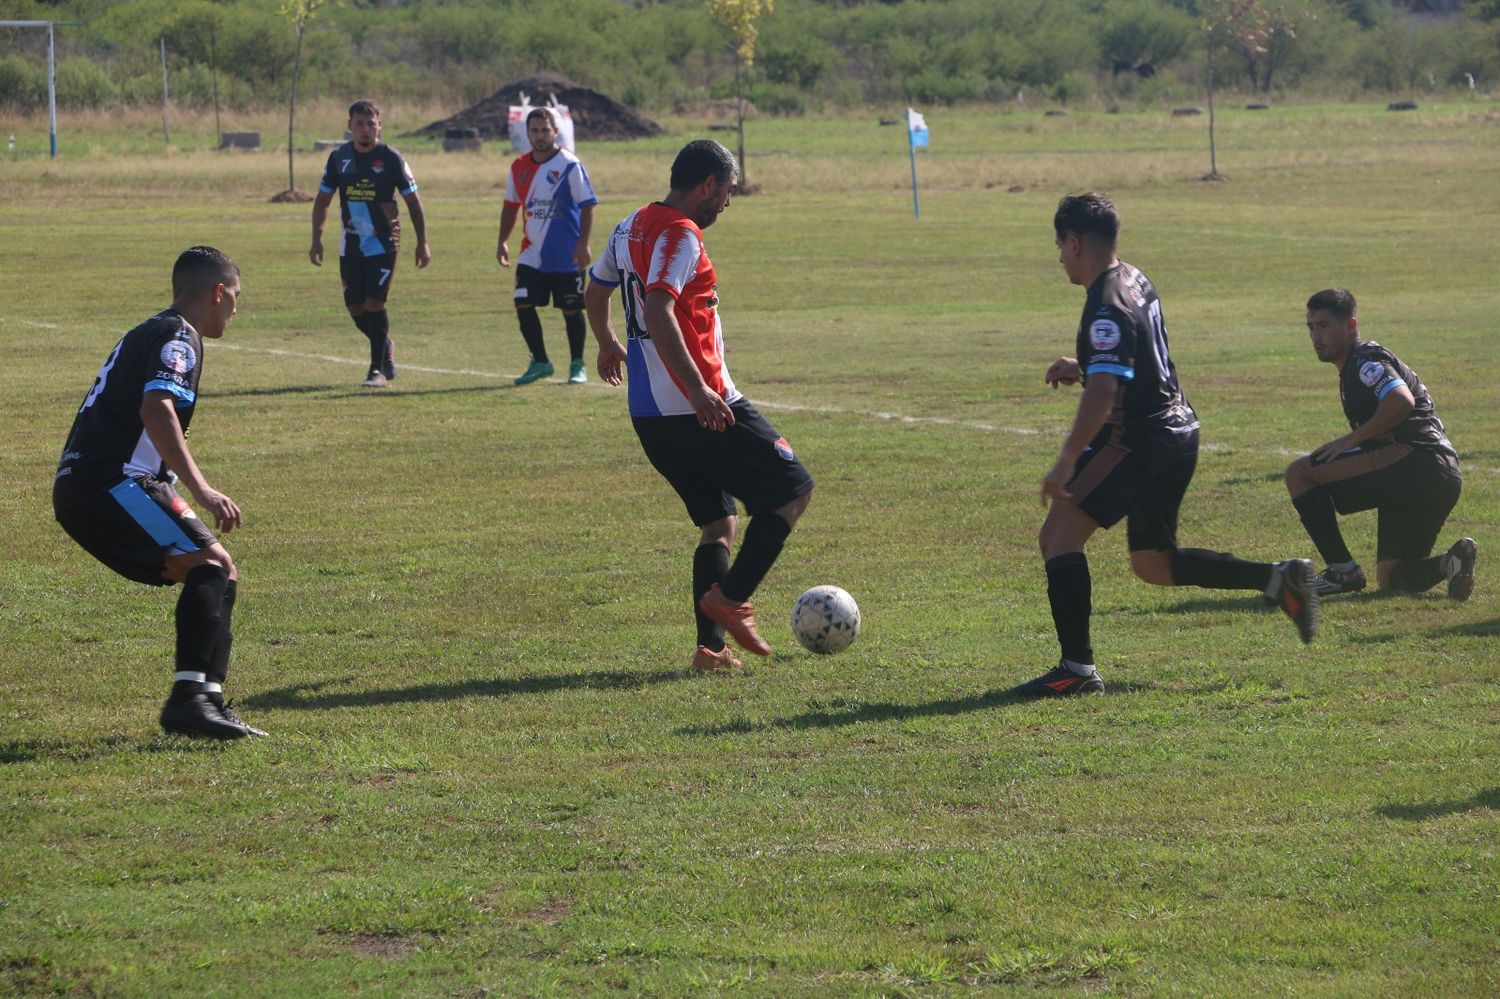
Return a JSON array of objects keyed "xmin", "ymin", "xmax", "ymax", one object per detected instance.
[
  {"xmin": 274, "ymin": 0, "xmax": 337, "ymax": 200},
  {"xmin": 707, "ymin": 0, "xmax": 773, "ymax": 189}
]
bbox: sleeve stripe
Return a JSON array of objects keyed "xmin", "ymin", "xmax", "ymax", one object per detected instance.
[
  {"xmin": 1085, "ymin": 363, "xmax": 1134, "ymax": 379},
  {"xmin": 1375, "ymin": 379, "xmax": 1403, "ymax": 400}
]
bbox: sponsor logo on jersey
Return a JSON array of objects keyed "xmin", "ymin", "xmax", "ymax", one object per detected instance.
[
  {"xmin": 1359, "ymin": 360, "xmax": 1389, "ymax": 388},
  {"xmin": 1089, "ymin": 318, "xmax": 1121, "ymax": 351},
  {"xmin": 775, "ymin": 437, "xmax": 795, "ymax": 461},
  {"xmin": 160, "ymin": 341, "xmax": 197, "ymax": 374}
]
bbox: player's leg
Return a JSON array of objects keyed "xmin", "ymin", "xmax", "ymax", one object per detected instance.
[
  {"xmin": 558, "ymin": 271, "xmax": 589, "ymax": 384},
  {"xmin": 691, "ymin": 404, "xmax": 815, "ymax": 657},
  {"xmin": 513, "ymin": 265, "xmax": 554, "ymax": 384},
  {"xmin": 353, "ymin": 254, "xmax": 396, "ymax": 386},
  {"xmin": 1377, "ymin": 465, "xmax": 1469, "ymax": 597},
  {"xmin": 1285, "ymin": 445, "xmax": 1413, "ymax": 594},
  {"xmin": 693, "ymin": 516, "xmax": 740, "ymax": 670}
]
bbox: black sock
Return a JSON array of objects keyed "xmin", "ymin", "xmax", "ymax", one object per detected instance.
[
  {"xmin": 204, "ymin": 579, "xmax": 237, "ymax": 707},
  {"xmin": 1170, "ymin": 548, "xmax": 1275, "ymax": 590},
  {"xmin": 1389, "ymin": 556, "xmax": 1445, "ymax": 593},
  {"xmin": 1045, "ymin": 552, "xmax": 1093, "ymax": 666},
  {"xmin": 721, "ymin": 514, "xmax": 793, "ymax": 603},
  {"xmin": 364, "ymin": 310, "xmax": 389, "ymax": 373},
  {"xmin": 564, "ymin": 311, "xmax": 586, "ymax": 361},
  {"xmin": 693, "ymin": 543, "xmax": 731, "ymax": 649},
  {"xmin": 173, "ymin": 565, "xmax": 228, "ymax": 702},
  {"xmin": 1292, "ymin": 489, "xmax": 1353, "ymax": 565},
  {"xmin": 517, "ymin": 308, "xmax": 547, "ymax": 363}
]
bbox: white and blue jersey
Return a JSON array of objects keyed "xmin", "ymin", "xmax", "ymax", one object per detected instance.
[
  {"xmin": 319, "ymin": 141, "xmax": 418, "ymax": 258},
  {"xmin": 504, "ymin": 148, "xmax": 597, "ymax": 273}
]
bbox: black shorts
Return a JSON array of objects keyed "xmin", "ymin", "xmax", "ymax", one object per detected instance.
[
  {"xmin": 340, "ymin": 252, "xmax": 396, "ymax": 307},
  {"xmin": 632, "ymin": 400, "xmax": 815, "ymax": 526},
  {"xmin": 514, "ymin": 264, "xmax": 585, "ymax": 311},
  {"xmin": 1302, "ymin": 444, "xmax": 1461, "ymax": 563},
  {"xmin": 1070, "ymin": 426, "xmax": 1199, "ymax": 552},
  {"xmin": 54, "ymin": 476, "xmax": 218, "ymax": 586}
]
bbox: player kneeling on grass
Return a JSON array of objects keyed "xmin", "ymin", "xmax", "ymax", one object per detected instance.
[
  {"xmin": 1017, "ymin": 193, "xmax": 1319, "ymax": 699},
  {"xmin": 1284, "ymin": 288, "xmax": 1475, "ymax": 601},
  {"xmin": 53, "ymin": 247, "xmax": 264, "ymax": 740},
  {"xmin": 585, "ymin": 140, "xmax": 814, "ymax": 669}
]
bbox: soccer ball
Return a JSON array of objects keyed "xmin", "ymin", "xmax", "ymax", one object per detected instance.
[{"xmin": 791, "ymin": 585, "xmax": 861, "ymax": 654}]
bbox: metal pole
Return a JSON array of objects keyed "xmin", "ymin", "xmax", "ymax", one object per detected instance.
[
  {"xmin": 160, "ymin": 37, "xmax": 171, "ymax": 144},
  {"xmin": 47, "ymin": 22, "xmax": 58, "ymax": 159},
  {"xmin": 909, "ymin": 139, "xmax": 920, "ymax": 220}
]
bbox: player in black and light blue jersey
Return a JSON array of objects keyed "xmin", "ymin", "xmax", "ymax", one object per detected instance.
[
  {"xmin": 310, "ymin": 99, "xmax": 431, "ymax": 388},
  {"xmin": 1284, "ymin": 288, "xmax": 1473, "ymax": 600},
  {"xmin": 1013, "ymin": 193, "xmax": 1319, "ymax": 698},
  {"xmin": 54, "ymin": 247, "xmax": 264, "ymax": 739}
]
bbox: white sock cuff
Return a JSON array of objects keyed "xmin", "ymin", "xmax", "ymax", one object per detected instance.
[
  {"xmin": 174, "ymin": 671, "xmax": 207, "ymax": 684},
  {"xmin": 203, "ymin": 681, "xmax": 223, "ymax": 693}
]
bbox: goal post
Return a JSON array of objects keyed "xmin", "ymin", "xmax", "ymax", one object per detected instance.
[{"xmin": 1, "ymin": 19, "xmax": 82, "ymax": 159}]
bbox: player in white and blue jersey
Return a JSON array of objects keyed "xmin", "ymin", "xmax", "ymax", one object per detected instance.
[
  {"xmin": 497, "ymin": 108, "xmax": 598, "ymax": 385},
  {"xmin": 310, "ymin": 99, "xmax": 431, "ymax": 388}
]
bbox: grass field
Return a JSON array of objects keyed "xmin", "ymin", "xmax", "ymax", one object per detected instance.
[{"xmin": 1, "ymin": 101, "xmax": 1497, "ymax": 996}]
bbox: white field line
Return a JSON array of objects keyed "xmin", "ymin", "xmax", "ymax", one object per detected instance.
[{"xmin": 9, "ymin": 318, "xmax": 1494, "ymax": 474}]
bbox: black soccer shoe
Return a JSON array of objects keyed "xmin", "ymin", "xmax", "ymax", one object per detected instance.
[
  {"xmin": 1445, "ymin": 537, "xmax": 1477, "ymax": 602},
  {"xmin": 1273, "ymin": 558, "xmax": 1320, "ymax": 644},
  {"xmin": 218, "ymin": 702, "xmax": 268, "ymax": 738},
  {"xmin": 160, "ymin": 694, "xmax": 252, "ymax": 740},
  {"xmin": 1010, "ymin": 662, "xmax": 1105, "ymax": 699},
  {"xmin": 382, "ymin": 337, "xmax": 396, "ymax": 381}
]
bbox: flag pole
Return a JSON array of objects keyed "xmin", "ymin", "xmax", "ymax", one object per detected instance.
[{"xmin": 909, "ymin": 134, "xmax": 920, "ymax": 219}]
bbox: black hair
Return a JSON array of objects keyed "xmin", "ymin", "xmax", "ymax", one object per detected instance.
[
  {"xmin": 172, "ymin": 246, "xmax": 238, "ymax": 300},
  {"xmin": 669, "ymin": 140, "xmax": 738, "ymax": 191},
  {"xmin": 1053, "ymin": 192, "xmax": 1121, "ymax": 247},
  {"xmin": 348, "ymin": 99, "xmax": 381, "ymax": 120},
  {"xmin": 1306, "ymin": 288, "xmax": 1356, "ymax": 320}
]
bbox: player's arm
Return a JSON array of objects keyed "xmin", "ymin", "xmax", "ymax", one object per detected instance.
[
  {"xmin": 139, "ymin": 390, "xmax": 241, "ymax": 533},
  {"xmin": 574, "ymin": 203, "xmax": 594, "ymax": 271},
  {"xmin": 644, "ymin": 289, "xmax": 735, "ymax": 431},
  {"xmin": 497, "ymin": 203, "xmax": 519, "ymax": 267},
  {"xmin": 585, "ymin": 281, "xmax": 626, "ymax": 386},
  {"xmin": 401, "ymin": 191, "xmax": 431, "ymax": 268},
  {"xmin": 1312, "ymin": 381, "xmax": 1416, "ymax": 462},
  {"xmin": 309, "ymin": 191, "xmax": 334, "ymax": 266},
  {"xmin": 1041, "ymin": 373, "xmax": 1117, "ymax": 506},
  {"xmin": 1045, "ymin": 356, "xmax": 1081, "ymax": 388}
]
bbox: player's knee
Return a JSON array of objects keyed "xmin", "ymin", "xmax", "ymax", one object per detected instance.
[
  {"xmin": 1130, "ymin": 549, "xmax": 1175, "ymax": 586},
  {"xmin": 364, "ymin": 300, "xmax": 386, "ymax": 313},
  {"xmin": 777, "ymin": 489, "xmax": 812, "ymax": 527},
  {"xmin": 1284, "ymin": 457, "xmax": 1313, "ymax": 496},
  {"xmin": 700, "ymin": 516, "xmax": 736, "ymax": 547}
]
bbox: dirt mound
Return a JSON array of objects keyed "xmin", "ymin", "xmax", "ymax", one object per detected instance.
[{"xmin": 408, "ymin": 73, "xmax": 663, "ymax": 142}]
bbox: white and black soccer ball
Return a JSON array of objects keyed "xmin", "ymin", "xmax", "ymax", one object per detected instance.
[{"xmin": 791, "ymin": 585, "xmax": 861, "ymax": 654}]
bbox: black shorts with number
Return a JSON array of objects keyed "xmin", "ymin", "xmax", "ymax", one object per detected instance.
[
  {"xmin": 1302, "ymin": 444, "xmax": 1461, "ymax": 563},
  {"xmin": 54, "ymin": 475, "xmax": 218, "ymax": 586},
  {"xmin": 1070, "ymin": 425, "xmax": 1199, "ymax": 552},
  {"xmin": 340, "ymin": 252, "xmax": 396, "ymax": 307},
  {"xmin": 514, "ymin": 264, "xmax": 585, "ymax": 311},
  {"xmin": 632, "ymin": 400, "xmax": 815, "ymax": 526}
]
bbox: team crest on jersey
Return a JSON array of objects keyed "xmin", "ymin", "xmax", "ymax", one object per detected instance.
[
  {"xmin": 548, "ymin": 169, "xmax": 561, "ymax": 182},
  {"xmin": 775, "ymin": 437, "xmax": 796, "ymax": 461},
  {"xmin": 170, "ymin": 495, "xmax": 197, "ymax": 520},
  {"xmin": 372, "ymin": 159, "xmax": 385, "ymax": 173},
  {"xmin": 160, "ymin": 340, "xmax": 196, "ymax": 374},
  {"xmin": 1359, "ymin": 360, "xmax": 1389, "ymax": 388},
  {"xmin": 1089, "ymin": 318, "xmax": 1121, "ymax": 351}
]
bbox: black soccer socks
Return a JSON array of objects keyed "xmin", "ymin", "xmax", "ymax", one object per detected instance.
[
  {"xmin": 1170, "ymin": 548, "xmax": 1275, "ymax": 591},
  {"xmin": 1292, "ymin": 489, "xmax": 1355, "ymax": 566},
  {"xmin": 564, "ymin": 311, "xmax": 587, "ymax": 362},
  {"xmin": 720, "ymin": 514, "xmax": 793, "ymax": 604},
  {"xmin": 693, "ymin": 542, "xmax": 731, "ymax": 650},
  {"xmin": 1045, "ymin": 551, "xmax": 1094, "ymax": 666},
  {"xmin": 517, "ymin": 307, "xmax": 548, "ymax": 364},
  {"xmin": 173, "ymin": 564, "xmax": 228, "ymax": 700}
]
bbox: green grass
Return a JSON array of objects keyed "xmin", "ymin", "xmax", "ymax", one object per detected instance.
[{"xmin": 1, "ymin": 103, "xmax": 1497, "ymax": 996}]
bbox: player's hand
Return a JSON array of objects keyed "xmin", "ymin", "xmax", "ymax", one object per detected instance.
[
  {"xmin": 1045, "ymin": 356, "xmax": 1081, "ymax": 389},
  {"xmin": 415, "ymin": 241, "xmax": 432, "ymax": 270},
  {"xmin": 1040, "ymin": 457, "xmax": 1075, "ymax": 507},
  {"xmin": 1312, "ymin": 434, "xmax": 1357, "ymax": 464},
  {"xmin": 193, "ymin": 486, "xmax": 242, "ymax": 534},
  {"xmin": 574, "ymin": 244, "xmax": 592, "ymax": 271},
  {"xmin": 597, "ymin": 339, "xmax": 627, "ymax": 386},
  {"xmin": 309, "ymin": 240, "xmax": 323, "ymax": 267},
  {"xmin": 496, "ymin": 243, "xmax": 510, "ymax": 268},
  {"xmin": 689, "ymin": 385, "xmax": 735, "ymax": 432}
]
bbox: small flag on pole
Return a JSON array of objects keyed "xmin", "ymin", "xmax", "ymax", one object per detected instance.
[
  {"xmin": 906, "ymin": 107, "xmax": 928, "ymax": 218},
  {"xmin": 907, "ymin": 107, "xmax": 929, "ymax": 148}
]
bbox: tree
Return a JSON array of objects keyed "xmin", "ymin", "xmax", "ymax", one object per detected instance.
[
  {"xmin": 707, "ymin": 0, "xmax": 773, "ymax": 190},
  {"xmin": 272, "ymin": 0, "xmax": 338, "ymax": 202},
  {"xmin": 1204, "ymin": 0, "xmax": 1313, "ymax": 94}
]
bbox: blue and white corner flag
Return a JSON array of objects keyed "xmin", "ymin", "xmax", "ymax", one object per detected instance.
[{"xmin": 907, "ymin": 107, "xmax": 929, "ymax": 148}]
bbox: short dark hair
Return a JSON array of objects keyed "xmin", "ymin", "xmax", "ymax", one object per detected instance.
[
  {"xmin": 172, "ymin": 246, "xmax": 238, "ymax": 300},
  {"xmin": 670, "ymin": 140, "xmax": 738, "ymax": 191},
  {"xmin": 526, "ymin": 107, "xmax": 557, "ymax": 127},
  {"xmin": 348, "ymin": 99, "xmax": 381, "ymax": 120},
  {"xmin": 1307, "ymin": 288, "xmax": 1356, "ymax": 320},
  {"xmin": 1054, "ymin": 192, "xmax": 1120, "ymax": 247}
]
